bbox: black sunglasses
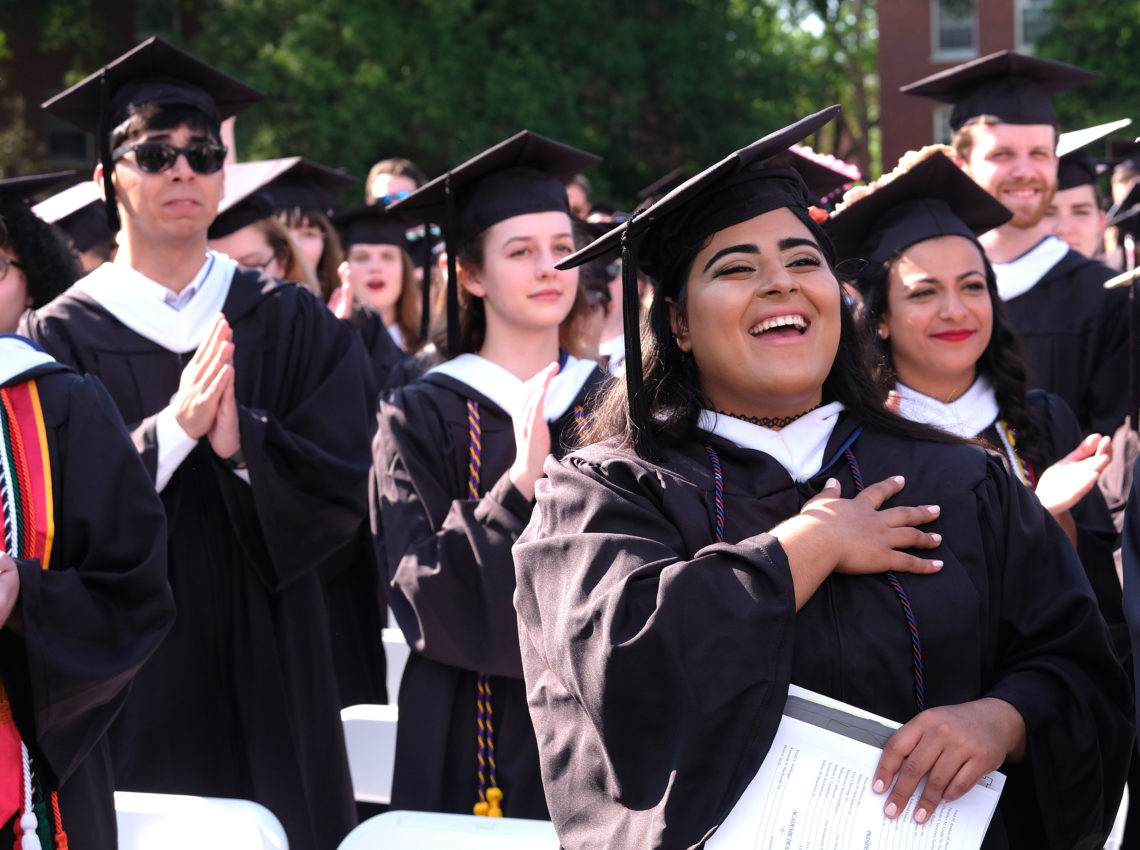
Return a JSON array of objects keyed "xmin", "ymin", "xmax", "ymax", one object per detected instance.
[{"xmin": 111, "ymin": 141, "xmax": 228, "ymax": 175}]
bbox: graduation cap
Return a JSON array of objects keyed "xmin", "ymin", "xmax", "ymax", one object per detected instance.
[
  {"xmin": 1108, "ymin": 139, "xmax": 1140, "ymax": 171},
  {"xmin": 0, "ymin": 172, "xmax": 78, "ymax": 205},
  {"xmin": 331, "ymin": 203, "xmax": 411, "ymax": 250},
  {"xmin": 636, "ymin": 167, "xmax": 691, "ymax": 207},
  {"xmin": 777, "ymin": 144, "xmax": 861, "ymax": 208},
  {"xmin": 900, "ymin": 50, "xmax": 1098, "ymax": 132},
  {"xmin": 31, "ymin": 180, "xmax": 114, "ymax": 254},
  {"xmin": 41, "ymin": 37, "xmax": 264, "ymax": 232},
  {"xmin": 206, "ymin": 161, "xmax": 280, "ymax": 240},
  {"xmin": 258, "ymin": 157, "xmax": 358, "ymax": 217},
  {"xmin": 388, "ymin": 130, "xmax": 601, "ymax": 353},
  {"xmin": 825, "ymin": 148, "xmax": 1011, "ymax": 273},
  {"xmin": 1054, "ymin": 119, "xmax": 1130, "ymax": 192},
  {"xmin": 557, "ymin": 105, "xmax": 840, "ymax": 458}
]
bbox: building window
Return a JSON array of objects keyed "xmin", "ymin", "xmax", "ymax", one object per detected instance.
[
  {"xmin": 931, "ymin": 0, "xmax": 978, "ymax": 61},
  {"xmin": 932, "ymin": 105, "xmax": 954, "ymax": 146},
  {"xmin": 1016, "ymin": 0, "xmax": 1053, "ymax": 51}
]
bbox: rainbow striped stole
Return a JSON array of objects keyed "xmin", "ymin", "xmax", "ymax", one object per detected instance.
[
  {"xmin": 0, "ymin": 379, "xmax": 55, "ymax": 835},
  {"xmin": 0, "ymin": 381, "xmax": 55, "ymax": 570}
]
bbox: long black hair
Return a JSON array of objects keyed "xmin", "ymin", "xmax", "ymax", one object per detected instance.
[
  {"xmin": 854, "ymin": 244, "xmax": 1048, "ymax": 473},
  {"xmin": 0, "ymin": 198, "xmax": 81, "ymax": 309},
  {"xmin": 582, "ymin": 206, "xmax": 959, "ymax": 453}
]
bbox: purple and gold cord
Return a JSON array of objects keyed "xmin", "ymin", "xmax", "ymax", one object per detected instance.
[
  {"xmin": 702, "ymin": 443, "xmax": 925, "ymax": 712},
  {"xmin": 466, "ymin": 400, "xmax": 503, "ymax": 815}
]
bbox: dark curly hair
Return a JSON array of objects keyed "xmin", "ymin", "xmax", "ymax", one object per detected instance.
[
  {"xmin": 853, "ymin": 244, "xmax": 1049, "ymax": 473},
  {"xmin": 0, "ymin": 198, "xmax": 82, "ymax": 309},
  {"xmin": 582, "ymin": 206, "xmax": 958, "ymax": 454}
]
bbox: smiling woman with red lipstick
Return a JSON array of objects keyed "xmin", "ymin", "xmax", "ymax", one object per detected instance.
[
  {"xmin": 512, "ymin": 113, "xmax": 1130, "ymax": 850},
  {"xmin": 829, "ymin": 148, "xmax": 1122, "ymax": 643}
]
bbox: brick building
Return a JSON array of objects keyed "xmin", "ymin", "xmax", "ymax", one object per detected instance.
[{"xmin": 877, "ymin": 0, "xmax": 1053, "ymax": 167}]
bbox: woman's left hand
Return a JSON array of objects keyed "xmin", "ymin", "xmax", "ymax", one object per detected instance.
[
  {"xmin": 872, "ymin": 698, "xmax": 1026, "ymax": 824},
  {"xmin": 1034, "ymin": 433, "xmax": 1112, "ymax": 515}
]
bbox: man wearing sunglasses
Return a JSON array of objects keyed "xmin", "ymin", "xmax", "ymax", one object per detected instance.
[{"xmin": 22, "ymin": 38, "xmax": 368, "ymax": 850}]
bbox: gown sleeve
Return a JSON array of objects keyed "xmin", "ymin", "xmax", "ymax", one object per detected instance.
[
  {"xmin": 371, "ymin": 386, "xmax": 535, "ymax": 677},
  {"xmin": 978, "ymin": 452, "xmax": 1133, "ymax": 850},
  {"xmin": 513, "ymin": 447, "xmax": 797, "ymax": 847},
  {"xmin": 217, "ymin": 287, "xmax": 373, "ymax": 594},
  {"xmin": 0, "ymin": 372, "xmax": 174, "ymax": 787}
]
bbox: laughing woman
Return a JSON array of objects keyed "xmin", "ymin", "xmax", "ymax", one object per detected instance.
[
  {"xmin": 371, "ymin": 132, "xmax": 607, "ymax": 818},
  {"xmin": 826, "ymin": 147, "xmax": 1125, "ymax": 660},
  {"xmin": 512, "ymin": 110, "xmax": 1131, "ymax": 850}
]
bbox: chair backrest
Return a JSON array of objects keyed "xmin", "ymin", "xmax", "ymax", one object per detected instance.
[
  {"xmin": 337, "ymin": 810, "xmax": 560, "ymax": 850},
  {"xmin": 115, "ymin": 791, "xmax": 288, "ymax": 850},
  {"xmin": 383, "ymin": 627, "xmax": 410, "ymax": 701},
  {"xmin": 340, "ymin": 703, "xmax": 399, "ymax": 804}
]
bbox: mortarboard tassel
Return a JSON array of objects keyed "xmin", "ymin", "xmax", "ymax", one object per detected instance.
[
  {"xmin": 98, "ymin": 72, "xmax": 121, "ymax": 234},
  {"xmin": 620, "ymin": 224, "xmax": 654, "ymax": 460},
  {"xmin": 445, "ymin": 173, "xmax": 460, "ymax": 357}
]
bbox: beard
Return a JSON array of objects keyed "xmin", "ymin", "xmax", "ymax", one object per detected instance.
[{"xmin": 995, "ymin": 179, "xmax": 1057, "ymax": 229}]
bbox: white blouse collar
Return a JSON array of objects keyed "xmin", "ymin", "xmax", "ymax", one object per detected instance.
[
  {"xmin": 428, "ymin": 352, "xmax": 596, "ymax": 421},
  {"xmin": 894, "ymin": 376, "xmax": 998, "ymax": 439},
  {"xmin": 697, "ymin": 401, "xmax": 846, "ymax": 482}
]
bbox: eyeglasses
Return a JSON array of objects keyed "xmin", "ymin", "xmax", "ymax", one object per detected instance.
[
  {"xmin": 111, "ymin": 141, "xmax": 229, "ymax": 175},
  {"xmin": 0, "ymin": 256, "xmax": 23, "ymax": 282},
  {"xmin": 377, "ymin": 190, "xmax": 412, "ymax": 206}
]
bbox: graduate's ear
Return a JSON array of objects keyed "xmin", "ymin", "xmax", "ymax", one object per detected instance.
[
  {"xmin": 93, "ymin": 163, "xmax": 107, "ymax": 203},
  {"xmin": 459, "ymin": 262, "xmax": 486, "ymax": 299},
  {"xmin": 667, "ymin": 297, "xmax": 691, "ymax": 353},
  {"xmin": 877, "ymin": 315, "xmax": 890, "ymax": 342}
]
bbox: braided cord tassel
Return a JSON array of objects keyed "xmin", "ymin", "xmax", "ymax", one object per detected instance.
[
  {"xmin": 572, "ymin": 405, "xmax": 587, "ymax": 439},
  {"xmin": 845, "ymin": 449, "xmax": 925, "ymax": 711},
  {"xmin": 466, "ymin": 401, "xmax": 503, "ymax": 817},
  {"xmin": 704, "ymin": 446, "xmax": 725, "ymax": 543}
]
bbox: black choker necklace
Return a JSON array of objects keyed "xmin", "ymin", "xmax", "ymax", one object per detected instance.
[{"xmin": 716, "ymin": 401, "xmax": 824, "ymax": 430}]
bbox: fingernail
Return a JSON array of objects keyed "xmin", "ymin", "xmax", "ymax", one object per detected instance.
[
  {"xmin": 825, "ymin": 477, "xmax": 838, "ymax": 488},
  {"xmin": 893, "ymin": 475, "xmax": 905, "ymax": 484},
  {"xmin": 930, "ymin": 533, "xmax": 942, "ymax": 544},
  {"xmin": 872, "ymin": 778, "xmax": 885, "ymax": 794},
  {"xmin": 931, "ymin": 560, "xmax": 943, "ymax": 569},
  {"xmin": 885, "ymin": 802, "xmax": 898, "ymax": 818},
  {"xmin": 927, "ymin": 505, "xmax": 940, "ymax": 515},
  {"xmin": 915, "ymin": 807, "xmax": 928, "ymax": 824}
]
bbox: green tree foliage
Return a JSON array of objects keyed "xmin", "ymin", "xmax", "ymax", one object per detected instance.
[
  {"xmin": 777, "ymin": 0, "xmax": 878, "ymax": 178},
  {"xmin": 188, "ymin": 0, "xmax": 854, "ymax": 207},
  {"xmin": 1033, "ymin": 0, "xmax": 1140, "ymax": 136}
]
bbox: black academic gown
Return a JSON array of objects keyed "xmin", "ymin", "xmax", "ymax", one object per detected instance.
[
  {"xmin": 0, "ymin": 361, "xmax": 173, "ymax": 850},
  {"xmin": 347, "ymin": 304, "xmax": 419, "ymax": 393},
  {"xmin": 370, "ymin": 364, "xmax": 606, "ymax": 819},
  {"xmin": 514, "ymin": 413, "xmax": 1132, "ymax": 850},
  {"xmin": 20, "ymin": 269, "xmax": 368, "ymax": 850},
  {"xmin": 1001, "ymin": 248, "xmax": 1129, "ymax": 437},
  {"xmin": 977, "ymin": 391, "xmax": 1126, "ymax": 662}
]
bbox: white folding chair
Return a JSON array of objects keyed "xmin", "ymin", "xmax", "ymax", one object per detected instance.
[
  {"xmin": 382, "ymin": 627, "xmax": 410, "ymax": 703},
  {"xmin": 115, "ymin": 790, "xmax": 287, "ymax": 850},
  {"xmin": 340, "ymin": 703, "xmax": 399, "ymax": 804},
  {"xmin": 337, "ymin": 810, "xmax": 559, "ymax": 850}
]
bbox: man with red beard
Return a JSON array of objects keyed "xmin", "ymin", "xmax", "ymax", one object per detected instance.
[{"xmin": 903, "ymin": 52, "xmax": 1129, "ymax": 437}]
